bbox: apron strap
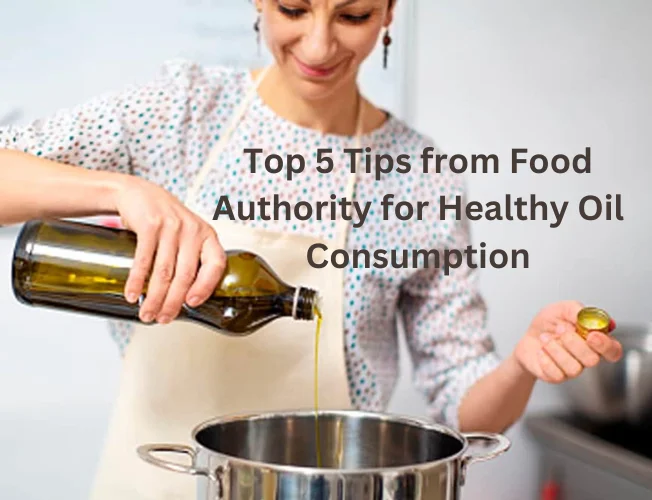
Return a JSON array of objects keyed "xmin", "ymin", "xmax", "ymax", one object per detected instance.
[{"xmin": 185, "ymin": 65, "xmax": 364, "ymax": 251}]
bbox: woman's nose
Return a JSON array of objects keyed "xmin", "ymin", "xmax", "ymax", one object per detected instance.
[{"xmin": 301, "ymin": 23, "xmax": 336, "ymax": 64}]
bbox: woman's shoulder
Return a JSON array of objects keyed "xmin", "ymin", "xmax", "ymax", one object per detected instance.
[
  {"xmin": 374, "ymin": 112, "xmax": 440, "ymax": 157},
  {"xmin": 147, "ymin": 58, "xmax": 253, "ymax": 102}
]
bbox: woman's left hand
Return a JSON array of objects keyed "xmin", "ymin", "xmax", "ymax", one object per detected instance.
[{"xmin": 513, "ymin": 301, "xmax": 623, "ymax": 384}]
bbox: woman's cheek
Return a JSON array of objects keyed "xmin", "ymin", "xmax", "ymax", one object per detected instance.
[
  {"xmin": 337, "ymin": 27, "xmax": 384, "ymax": 64},
  {"xmin": 263, "ymin": 17, "xmax": 300, "ymax": 57}
]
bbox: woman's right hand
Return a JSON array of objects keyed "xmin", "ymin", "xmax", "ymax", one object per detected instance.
[{"xmin": 112, "ymin": 175, "xmax": 226, "ymax": 324}]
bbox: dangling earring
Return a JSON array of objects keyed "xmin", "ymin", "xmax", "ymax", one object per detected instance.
[
  {"xmin": 254, "ymin": 15, "xmax": 261, "ymax": 56},
  {"xmin": 382, "ymin": 28, "xmax": 392, "ymax": 69}
]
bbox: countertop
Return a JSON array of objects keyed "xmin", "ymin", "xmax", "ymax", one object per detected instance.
[{"xmin": 525, "ymin": 413, "xmax": 652, "ymax": 490}]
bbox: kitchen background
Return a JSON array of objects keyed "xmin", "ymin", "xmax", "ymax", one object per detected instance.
[{"xmin": 1, "ymin": 1, "xmax": 651, "ymax": 499}]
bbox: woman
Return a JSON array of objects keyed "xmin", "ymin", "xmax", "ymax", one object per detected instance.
[{"xmin": 0, "ymin": 0, "xmax": 622, "ymax": 498}]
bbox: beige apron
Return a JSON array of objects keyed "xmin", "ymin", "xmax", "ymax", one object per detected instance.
[{"xmin": 89, "ymin": 66, "xmax": 364, "ymax": 500}]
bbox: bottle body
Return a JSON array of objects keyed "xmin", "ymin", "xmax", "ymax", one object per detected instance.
[{"xmin": 12, "ymin": 219, "xmax": 319, "ymax": 335}]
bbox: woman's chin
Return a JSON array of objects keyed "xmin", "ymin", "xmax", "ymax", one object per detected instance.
[
  {"xmin": 287, "ymin": 72, "xmax": 352, "ymax": 103},
  {"xmin": 292, "ymin": 80, "xmax": 338, "ymax": 101}
]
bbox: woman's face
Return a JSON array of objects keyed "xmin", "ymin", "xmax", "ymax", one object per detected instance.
[{"xmin": 255, "ymin": 0, "xmax": 394, "ymax": 101}]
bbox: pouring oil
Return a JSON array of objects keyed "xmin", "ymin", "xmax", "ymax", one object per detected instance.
[{"xmin": 313, "ymin": 302, "xmax": 323, "ymax": 468}]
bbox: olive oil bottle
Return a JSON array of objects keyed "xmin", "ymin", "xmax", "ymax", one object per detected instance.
[{"xmin": 11, "ymin": 218, "xmax": 321, "ymax": 335}]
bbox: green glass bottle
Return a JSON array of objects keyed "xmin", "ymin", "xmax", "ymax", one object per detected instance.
[{"xmin": 11, "ymin": 218, "xmax": 320, "ymax": 335}]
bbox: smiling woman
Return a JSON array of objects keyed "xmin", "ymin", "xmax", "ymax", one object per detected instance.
[{"xmin": 250, "ymin": 0, "xmax": 396, "ymax": 135}]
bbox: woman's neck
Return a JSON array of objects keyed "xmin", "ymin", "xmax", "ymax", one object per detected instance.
[{"xmin": 253, "ymin": 66, "xmax": 364, "ymax": 136}]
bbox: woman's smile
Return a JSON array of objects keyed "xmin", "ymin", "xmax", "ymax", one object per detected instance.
[{"xmin": 291, "ymin": 53, "xmax": 343, "ymax": 79}]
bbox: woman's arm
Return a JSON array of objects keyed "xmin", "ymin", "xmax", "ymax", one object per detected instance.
[
  {"xmin": 398, "ymin": 228, "xmax": 543, "ymax": 433},
  {"xmin": 0, "ymin": 145, "xmax": 225, "ymax": 325},
  {"xmin": 457, "ymin": 352, "xmax": 536, "ymax": 433},
  {"xmin": 0, "ymin": 60, "xmax": 227, "ymax": 325},
  {"xmin": 0, "ymin": 86, "xmax": 136, "ymax": 224},
  {"xmin": 0, "ymin": 58, "xmax": 216, "ymax": 223},
  {"xmin": 398, "ymin": 143, "xmax": 622, "ymax": 433},
  {"xmin": 398, "ymin": 258, "xmax": 503, "ymax": 431},
  {"xmin": 0, "ymin": 149, "xmax": 123, "ymax": 225},
  {"xmin": 459, "ymin": 301, "xmax": 621, "ymax": 433},
  {"xmin": 401, "ymin": 259, "xmax": 621, "ymax": 434}
]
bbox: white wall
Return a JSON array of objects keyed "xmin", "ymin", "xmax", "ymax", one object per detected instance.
[{"xmin": 404, "ymin": 0, "xmax": 652, "ymax": 498}]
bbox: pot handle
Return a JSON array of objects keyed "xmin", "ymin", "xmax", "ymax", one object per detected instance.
[
  {"xmin": 137, "ymin": 444, "xmax": 209, "ymax": 477},
  {"xmin": 459, "ymin": 433, "xmax": 511, "ymax": 485}
]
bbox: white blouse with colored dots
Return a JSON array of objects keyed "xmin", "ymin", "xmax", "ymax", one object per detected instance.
[{"xmin": 0, "ymin": 60, "xmax": 502, "ymax": 429}]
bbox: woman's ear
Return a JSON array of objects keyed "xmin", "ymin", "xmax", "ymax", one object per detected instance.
[{"xmin": 384, "ymin": 0, "xmax": 396, "ymax": 27}]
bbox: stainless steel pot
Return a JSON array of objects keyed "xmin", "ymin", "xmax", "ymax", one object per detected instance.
[
  {"xmin": 562, "ymin": 321, "xmax": 652, "ymax": 426},
  {"xmin": 137, "ymin": 410, "xmax": 510, "ymax": 499}
]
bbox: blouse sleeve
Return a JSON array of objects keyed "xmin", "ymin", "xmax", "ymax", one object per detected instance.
[
  {"xmin": 1, "ymin": 89, "xmax": 135, "ymax": 174},
  {"xmin": 0, "ymin": 59, "xmax": 213, "ymax": 178},
  {"xmin": 397, "ymin": 143, "xmax": 502, "ymax": 430}
]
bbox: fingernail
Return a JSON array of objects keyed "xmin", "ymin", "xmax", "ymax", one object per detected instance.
[
  {"xmin": 127, "ymin": 293, "xmax": 138, "ymax": 303},
  {"xmin": 141, "ymin": 313, "xmax": 153, "ymax": 323},
  {"xmin": 187, "ymin": 296, "xmax": 199, "ymax": 307},
  {"xmin": 158, "ymin": 315, "xmax": 170, "ymax": 324},
  {"xmin": 540, "ymin": 333, "xmax": 552, "ymax": 344}
]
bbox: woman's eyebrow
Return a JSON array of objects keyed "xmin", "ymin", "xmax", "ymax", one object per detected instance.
[
  {"xmin": 297, "ymin": 0, "xmax": 361, "ymax": 8},
  {"xmin": 336, "ymin": 0, "xmax": 360, "ymax": 7}
]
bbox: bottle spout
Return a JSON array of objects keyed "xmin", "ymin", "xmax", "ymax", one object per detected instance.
[
  {"xmin": 293, "ymin": 286, "xmax": 321, "ymax": 321},
  {"xmin": 313, "ymin": 293, "xmax": 323, "ymax": 320}
]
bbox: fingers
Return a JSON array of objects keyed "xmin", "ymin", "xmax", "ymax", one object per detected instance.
[
  {"xmin": 559, "ymin": 328, "xmax": 601, "ymax": 368},
  {"xmin": 557, "ymin": 300, "xmax": 585, "ymax": 324},
  {"xmin": 155, "ymin": 220, "xmax": 203, "ymax": 323},
  {"xmin": 186, "ymin": 231, "xmax": 227, "ymax": 307},
  {"xmin": 538, "ymin": 326, "xmax": 624, "ymax": 384},
  {"xmin": 586, "ymin": 331, "xmax": 623, "ymax": 363},
  {"xmin": 116, "ymin": 179, "xmax": 224, "ymax": 323},
  {"xmin": 537, "ymin": 349, "xmax": 566, "ymax": 383},
  {"xmin": 125, "ymin": 226, "xmax": 158, "ymax": 305},
  {"xmin": 140, "ymin": 217, "xmax": 180, "ymax": 322},
  {"xmin": 126, "ymin": 214, "xmax": 224, "ymax": 323},
  {"xmin": 528, "ymin": 302, "xmax": 621, "ymax": 384},
  {"xmin": 540, "ymin": 333, "xmax": 584, "ymax": 380}
]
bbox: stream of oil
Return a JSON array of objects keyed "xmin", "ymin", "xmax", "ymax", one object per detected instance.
[{"xmin": 314, "ymin": 305, "xmax": 323, "ymax": 468}]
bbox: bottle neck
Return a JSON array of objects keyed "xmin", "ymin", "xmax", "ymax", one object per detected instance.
[
  {"xmin": 283, "ymin": 286, "xmax": 320, "ymax": 321},
  {"xmin": 180, "ymin": 286, "xmax": 322, "ymax": 334}
]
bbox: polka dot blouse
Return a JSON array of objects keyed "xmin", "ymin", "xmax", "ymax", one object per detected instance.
[{"xmin": 0, "ymin": 60, "xmax": 501, "ymax": 429}]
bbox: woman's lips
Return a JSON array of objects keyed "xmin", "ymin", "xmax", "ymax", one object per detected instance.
[{"xmin": 293, "ymin": 56, "xmax": 339, "ymax": 78}]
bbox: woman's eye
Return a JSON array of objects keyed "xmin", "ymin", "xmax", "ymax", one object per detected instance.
[
  {"xmin": 278, "ymin": 4, "xmax": 371, "ymax": 23},
  {"xmin": 341, "ymin": 13, "xmax": 372, "ymax": 24},
  {"xmin": 278, "ymin": 5, "xmax": 306, "ymax": 18}
]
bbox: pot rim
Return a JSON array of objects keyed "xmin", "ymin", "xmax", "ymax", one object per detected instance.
[{"xmin": 185, "ymin": 408, "xmax": 477, "ymax": 475}]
